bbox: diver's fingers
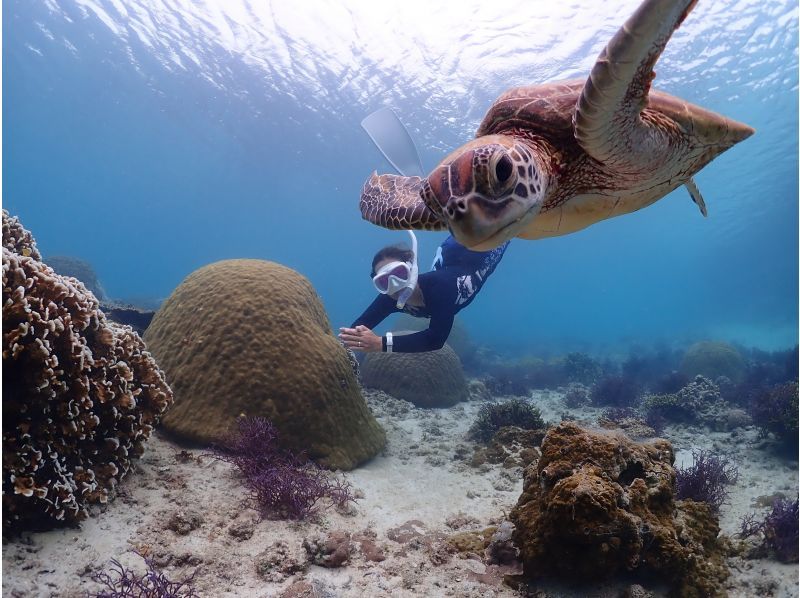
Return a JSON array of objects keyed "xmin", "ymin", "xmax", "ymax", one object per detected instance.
[{"xmin": 338, "ymin": 334, "xmax": 361, "ymax": 343}]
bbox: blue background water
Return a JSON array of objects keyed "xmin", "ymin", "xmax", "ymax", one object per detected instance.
[{"xmin": 4, "ymin": 0, "xmax": 798, "ymax": 355}]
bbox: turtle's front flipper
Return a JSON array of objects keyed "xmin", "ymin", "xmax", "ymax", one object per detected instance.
[
  {"xmin": 573, "ymin": 0, "xmax": 698, "ymax": 171},
  {"xmin": 360, "ymin": 172, "xmax": 448, "ymax": 231}
]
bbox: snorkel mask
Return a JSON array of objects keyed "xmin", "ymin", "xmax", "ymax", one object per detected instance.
[{"xmin": 372, "ymin": 230, "xmax": 419, "ymax": 309}]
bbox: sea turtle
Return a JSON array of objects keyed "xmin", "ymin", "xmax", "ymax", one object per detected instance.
[{"xmin": 360, "ymin": 0, "xmax": 754, "ymax": 250}]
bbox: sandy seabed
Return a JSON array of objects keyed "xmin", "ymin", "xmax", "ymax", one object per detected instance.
[{"xmin": 3, "ymin": 385, "xmax": 798, "ymax": 598}]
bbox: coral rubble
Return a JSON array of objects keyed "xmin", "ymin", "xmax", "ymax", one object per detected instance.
[
  {"xmin": 510, "ymin": 422, "xmax": 729, "ymax": 596},
  {"xmin": 2, "ymin": 210, "xmax": 172, "ymax": 532},
  {"xmin": 361, "ymin": 342, "xmax": 468, "ymax": 408},
  {"xmin": 143, "ymin": 259, "xmax": 385, "ymax": 470}
]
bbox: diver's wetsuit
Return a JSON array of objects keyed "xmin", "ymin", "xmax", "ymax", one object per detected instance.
[{"xmin": 351, "ymin": 235, "xmax": 510, "ymax": 353}]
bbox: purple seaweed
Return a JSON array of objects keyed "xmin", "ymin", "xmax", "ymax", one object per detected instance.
[
  {"xmin": 675, "ymin": 449, "xmax": 739, "ymax": 512},
  {"xmin": 739, "ymin": 497, "xmax": 799, "ymax": 563},
  {"xmin": 90, "ymin": 552, "xmax": 198, "ymax": 597},
  {"xmin": 211, "ymin": 417, "xmax": 355, "ymax": 520}
]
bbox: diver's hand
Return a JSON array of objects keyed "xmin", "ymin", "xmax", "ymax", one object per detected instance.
[{"xmin": 338, "ymin": 325, "xmax": 382, "ymax": 352}]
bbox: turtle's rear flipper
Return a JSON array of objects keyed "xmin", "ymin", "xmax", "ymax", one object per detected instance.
[
  {"xmin": 685, "ymin": 177, "xmax": 707, "ymax": 217},
  {"xmin": 360, "ymin": 172, "xmax": 447, "ymax": 231},
  {"xmin": 573, "ymin": 0, "xmax": 698, "ymax": 170}
]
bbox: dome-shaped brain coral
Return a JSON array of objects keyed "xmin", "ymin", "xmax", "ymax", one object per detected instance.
[
  {"xmin": 2, "ymin": 210, "xmax": 173, "ymax": 532},
  {"xmin": 143, "ymin": 259, "xmax": 385, "ymax": 470},
  {"xmin": 360, "ymin": 341, "xmax": 468, "ymax": 408},
  {"xmin": 680, "ymin": 341, "xmax": 746, "ymax": 383}
]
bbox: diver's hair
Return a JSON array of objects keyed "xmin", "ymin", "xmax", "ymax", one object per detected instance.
[{"xmin": 371, "ymin": 244, "xmax": 414, "ymax": 277}]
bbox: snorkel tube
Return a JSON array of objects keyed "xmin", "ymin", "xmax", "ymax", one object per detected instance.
[
  {"xmin": 395, "ymin": 229, "xmax": 418, "ymax": 309},
  {"xmin": 361, "ymin": 108, "xmax": 423, "ymax": 309}
]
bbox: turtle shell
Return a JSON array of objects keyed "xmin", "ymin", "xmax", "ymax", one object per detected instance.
[{"xmin": 476, "ymin": 80, "xmax": 584, "ymax": 142}]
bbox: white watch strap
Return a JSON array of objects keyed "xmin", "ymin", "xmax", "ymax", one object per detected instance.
[{"xmin": 386, "ymin": 332, "xmax": 393, "ymax": 353}]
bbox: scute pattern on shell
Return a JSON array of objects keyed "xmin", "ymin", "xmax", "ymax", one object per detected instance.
[{"xmin": 2, "ymin": 212, "xmax": 173, "ymax": 531}]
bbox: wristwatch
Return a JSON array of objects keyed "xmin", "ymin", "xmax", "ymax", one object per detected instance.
[{"xmin": 385, "ymin": 332, "xmax": 393, "ymax": 353}]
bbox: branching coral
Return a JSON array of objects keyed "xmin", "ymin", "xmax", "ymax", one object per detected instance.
[
  {"xmin": 90, "ymin": 552, "xmax": 198, "ymax": 597},
  {"xmin": 211, "ymin": 417, "xmax": 355, "ymax": 520},
  {"xmin": 642, "ymin": 375, "xmax": 722, "ymax": 424},
  {"xmin": 675, "ymin": 449, "xmax": 739, "ymax": 512},
  {"xmin": 740, "ymin": 497, "xmax": 799, "ymax": 563},
  {"xmin": 2, "ymin": 210, "xmax": 41, "ymax": 260},
  {"xmin": 2, "ymin": 211, "xmax": 172, "ymax": 532},
  {"xmin": 467, "ymin": 398, "xmax": 546, "ymax": 444}
]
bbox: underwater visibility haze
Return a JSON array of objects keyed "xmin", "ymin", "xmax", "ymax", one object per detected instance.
[{"xmin": 4, "ymin": 0, "xmax": 799, "ymax": 353}]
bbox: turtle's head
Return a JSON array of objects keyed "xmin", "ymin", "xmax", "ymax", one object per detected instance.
[{"xmin": 421, "ymin": 135, "xmax": 546, "ymax": 250}]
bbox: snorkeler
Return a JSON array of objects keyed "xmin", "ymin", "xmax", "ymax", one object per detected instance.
[{"xmin": 338, "ymin": 231, "xmax": 508, "ymax": 353}]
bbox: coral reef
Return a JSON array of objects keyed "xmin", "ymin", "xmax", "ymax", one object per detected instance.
[
  {"xmin": 45, "ymin": 254, "xmax": 107, "ymax": 301},
  {"xmin": 143, "ymin": 259, "xmax": 385, "ymax": 470},
  {"xmin": 211, "ymin": 417, "xmax": 355, "ymax": 520},
  {"xmin": 590, "ymin": 375, "xmax": 642, "ymax": 408},
  {"xmin": 91, "ymin": 552, "xmax": 198, "ymax": 597},
  {"xmin": 467, "ymin": 398, "xmax": 545, "ymax": 444},
  {"xmin": 740, "ymin": 497, "xmax": 799, "ymax": 563},
  {"xmin": 680, "ymin": 341, "xmax": 746, "ymax": 383},
  {"xmin": 510, "ymin": 422, "xmax": 729, "ymax": 596},
  {"xmin": 675, "ymin": 450, "xmax": 739, "ymax": 512},
  {"xmin": 749, "ymin": 381, "xmax": 799, "ymax": 449},
  {"xmin": 360, "ymin": 342, "xmax": 468, "ymax": 408},
  {"xmin": 2, "ymin": 211, "xmax": 172, "ymax": 532}
]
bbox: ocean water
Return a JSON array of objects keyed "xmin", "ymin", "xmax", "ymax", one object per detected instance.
[{"xmin": 4, "ymin": 0, "xmax": 798, "ymax": 355}]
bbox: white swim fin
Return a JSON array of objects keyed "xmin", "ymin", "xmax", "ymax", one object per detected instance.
[{"xmin": 361, "ymin": 107, "xmax": 424, "ymax": 178}]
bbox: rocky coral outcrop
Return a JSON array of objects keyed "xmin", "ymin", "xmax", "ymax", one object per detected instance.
[
  {"xmin": 360, "ymin": 341, "xmax": 468, "ymax": 408},
  {"xmin": 143, "ymin": 259, "xmax": 385, "ymax": 470},
  {"xmin": 510, "ymin": 422, "xmax": 728, "ymax": 596},
  {"xmin": 2, "ymin": 210, "xmax": 172, "ymax": 531}
]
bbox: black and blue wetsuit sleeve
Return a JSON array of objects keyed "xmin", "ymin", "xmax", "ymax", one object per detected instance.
[
  {"xmin": 391, "ymin": 313, "xmax": 454, "ymax": 352},
  {"xmin": 392, "ymin": 276, "xmax": 456, "ymax": 353},
  {"xmin": 351, "ymin": 293, "xmax": 398, "ymax": 329}
]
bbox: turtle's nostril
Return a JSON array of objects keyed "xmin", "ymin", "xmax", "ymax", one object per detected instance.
[{"xmin": 445, "ymin": 198, "xmax": 469, "ymax": 220}]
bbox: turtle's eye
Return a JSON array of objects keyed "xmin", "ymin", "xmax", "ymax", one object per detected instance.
[{"xmin": 495, "ymin": 155, "xmax": 513, "ymax": 185}]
